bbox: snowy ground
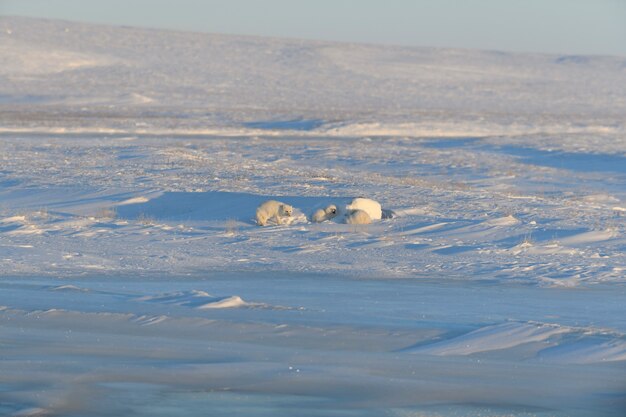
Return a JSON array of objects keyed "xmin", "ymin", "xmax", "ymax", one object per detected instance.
[{"xmin": 1, "ymin": 16, "xmax": 625, "ymax": 416}]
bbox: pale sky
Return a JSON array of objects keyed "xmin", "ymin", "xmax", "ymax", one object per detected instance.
[{"xmin": 1, "ymin": 0, "xmax": 625, "ymax": 56}]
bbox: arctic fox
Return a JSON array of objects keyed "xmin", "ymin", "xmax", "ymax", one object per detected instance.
[
  {"xmin": 311, "ymin": 204, "xmax": 338, "ymax": 223},
  {"xmin": 345, "ymin": 197, "xmax": 382, "ymax": 220},
  {"xmin": 345, "ymin": 209, "xmax": 372, "ymax": 225},
  {"xmin": 255, "ymin": 200, "xmax": 293, "ymax": 226}
]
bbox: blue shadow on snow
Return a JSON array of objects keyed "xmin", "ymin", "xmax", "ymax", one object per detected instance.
[
  {"xmin": 243, "ymin": 119, "xmax": 325, "ymax": 131},
  {"xmin": 116, "ymin": 191, "xmax": 350, "ymax": 223}
]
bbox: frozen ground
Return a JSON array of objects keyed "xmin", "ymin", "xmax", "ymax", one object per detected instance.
[{"xmin": 1, "ymin": 16, "xmax": 625, "ymax": 416}]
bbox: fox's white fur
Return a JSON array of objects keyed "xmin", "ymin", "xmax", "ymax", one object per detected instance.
[
  {"xmin": 311, "ymin": 204, "xmax": 338, "ymax": 223},
  {"xmin": 345, "ymin": 209, "xmax": 372, "ymax": 225},
  {"xmin": 345, "ymin": 197, "xmax": 382, "ymax": 220},
  {"xmin": 255, "ymin": 200, "xmax": 293, "ymax": 226}
]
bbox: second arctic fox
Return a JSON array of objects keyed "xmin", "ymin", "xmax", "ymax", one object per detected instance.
[
  {"xmin": 345, "ymin": 209, "xmax": 372, "ymax": 225},
  {"xmin": 311, "ymin": 204, "xmax": 338, "ymax": 223},
  {"xmin": 345, "ymin": 198, "xmax": 382, "ymax": 220},
  {"xmin": 255, "ymin": 200, "xmax": 293, "ymax": 226}
]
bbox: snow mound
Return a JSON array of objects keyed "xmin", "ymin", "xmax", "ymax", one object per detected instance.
[
  {"xmin": 538, "ymin": 339, "xmax": 626, "ymax": 364},
  {"xmin": 49, "ymin": 285, "xmax": 89, "ymax": 292},
  {"xmin": 483, "ymin": 215, "xmax": 520, "ymax": 227},
  {"xmin": 408, "ymin": 322, "xmax": 570, "ymax": 355},
  {"xmin": 557, "ymin": 229, "xmax": 617, "ymax": 246},
  {"xmin": 132, "ymin": 315, "xmax": 170, "ymax": 326},
  {"xmin": 136, "ymin": 290, "xmax": 259, "ymax": 309},
  {"xmin": 582, "ymin": 194, "xmax": 620, "ymax": 204},
  {"xmin": 0, "ymin": 215, "xmax": 27, "ymax": 223},
  {"xmin": 12, "ymin": 407, "xmax": 50, "ymax": 417},
  {"xmin": 117, "ymin": 196, "xmax": 151, "ymax": 206},
  {"xmin": 197, "ymin": 295, "xmax": 247, "ymax": 309}
]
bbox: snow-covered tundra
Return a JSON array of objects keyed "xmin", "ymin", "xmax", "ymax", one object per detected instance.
[{"xmin": 2, "ymin": 16, "xmax": 626, "ymax": 417}]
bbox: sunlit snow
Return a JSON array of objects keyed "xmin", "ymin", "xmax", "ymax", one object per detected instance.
[{"xmin": 0, "ymin": 16, "xmax": 625, "ymax": 417}]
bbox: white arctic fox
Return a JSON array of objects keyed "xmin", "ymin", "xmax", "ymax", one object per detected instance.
[
  {"xmin": 345, "ymin": 197, "xmax": 382, "ymax": 220},
  {"xmin": 255, "ymin": 200, "xmax": 293, "ymax": 226},
  {"xmin": 345, "ymin": 209, "xmax": 372, "ymax": 225},
  {"xmin": 311, "ymin": 204, "xmax": 338, "ymax": 223}
]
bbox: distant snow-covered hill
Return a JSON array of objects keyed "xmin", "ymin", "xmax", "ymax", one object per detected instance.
[{"xmin": 1, "ymin": 16, "xmax": 625, "ymax": 135}]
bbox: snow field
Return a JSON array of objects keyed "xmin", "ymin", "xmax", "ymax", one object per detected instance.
[{"xmin": 0, "ymin": 16, "xmax": 625, "ymax": 417}]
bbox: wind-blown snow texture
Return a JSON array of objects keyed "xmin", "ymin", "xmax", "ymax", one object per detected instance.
[{"xmin": 1, "ymin": 16, "xmax": 625, "ymax": 417}]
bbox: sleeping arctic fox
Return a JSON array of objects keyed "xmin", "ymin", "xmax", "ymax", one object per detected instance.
[
  {"xmin": 345, "ymin": 209, "xmax": 372, "ymax": 225},
  {"xmin": 345, "ymin": 197, "xmax": 382, "ymax": 220},
  {"xmin": 311, "ymin": 204, "xmax": 338, "ymax": 223},
  {"xmin": 255, "ymin": 200, "xmax": 293, "ymax": 226}
]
